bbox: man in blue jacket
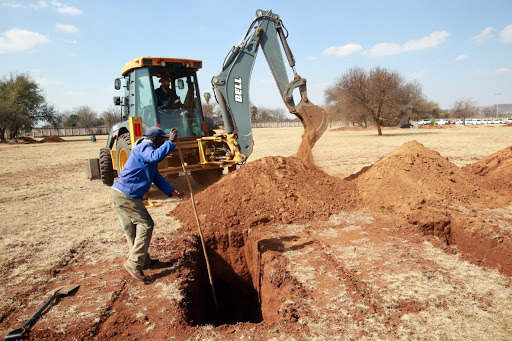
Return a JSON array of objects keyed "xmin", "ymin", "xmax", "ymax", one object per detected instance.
[{"xmin": 111, "ymin": 127, "xmax": 185, "ymax": 283}]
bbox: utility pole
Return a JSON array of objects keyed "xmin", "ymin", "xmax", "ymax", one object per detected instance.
[{"xmin": 494, "ymin": 93, "xmax": 501, "ymax": 118}]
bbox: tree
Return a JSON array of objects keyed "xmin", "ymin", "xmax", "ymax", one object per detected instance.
[
  {"xmin": 401, "ymin": 92, "xmax": 441, "ymax": 121},
  {"xmin": 324, "ymin": 66, "xmax": 420, "ymax": 135},
  {"xmin": 101, "ymin": 105, "xmax": 121, "ymax": 130},
  {"xmin": 251, "ymin": 106, "xmax": 286, "ymax": 121},
  {"xmin": 0, "ymin": 102, "xmax": 16, "ymax": 142},
  {"xmin": 325, "ymin": 90, "xmax": 372, "ymax": 127},
  {"xmin": 204, "ymin": 92, "xmax": 211, "ymax": 103},
  {"xmin": 74, "ymin": 106, "xmax": 98, "ymax": 129},
  {"xmin": 480, "ymin": 106, "xmax": 494, "ymax": 118},
  {"xmin": 0, "ymin": 73, "xmax": 57, "ymax": 141},
  {"xmin": 451, "ymin": 98, "xmax": 476, "ymax": 125},
  {"xmin": 45, "ymin": 108, "xmax": 64, "ymax": 129},
  {"xmin": 202, "ymin": 92, "xmax": 216, "ymax": 118},
  {"xmin": 63, "ymin": 113, "xmax": 79, "ymax": 127},
  {"xmin": 324, "ymin": 103, "xmax": 343, "ymax": 126},
  {"xmin": 250, "ymin": 105, "xmax": 258, "ymax": 120}
]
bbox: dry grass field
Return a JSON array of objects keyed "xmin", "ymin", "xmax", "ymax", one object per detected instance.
[{"xmin": 1, "ymin": 125, "xmax": 512, "ymax": 340}]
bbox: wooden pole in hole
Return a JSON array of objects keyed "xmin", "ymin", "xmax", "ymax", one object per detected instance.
[{"xmin": 176, "ymin": 141, "xmax": 219, "ymax": 313}]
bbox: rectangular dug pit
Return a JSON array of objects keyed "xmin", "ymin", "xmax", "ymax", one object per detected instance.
[{"xmin": 180, "ymin": 232, "xmax": 262, "ymax": 326}]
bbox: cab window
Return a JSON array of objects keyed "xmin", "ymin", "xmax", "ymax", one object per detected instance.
[
  {"xmin": 133, "ymin": 68, "xmax": 157, "ymax": 126},
  {"xmin": 153, "ymin": 73, "xmax": 206, "ymax": 138}
]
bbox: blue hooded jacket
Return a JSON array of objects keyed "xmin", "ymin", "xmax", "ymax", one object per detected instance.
[{"xmin": 112, "ymin": 138, "xmax": 175, "ymax": 199}]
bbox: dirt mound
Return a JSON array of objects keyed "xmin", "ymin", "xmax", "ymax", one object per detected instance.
[
  {"xmin": 172, "ymin": 156, "xmax": 357, "ymax": 232},
  {"xmin": 463, "ymin": 145, "xmax": 512, "ymax": 193},
  {"xmin": 40, "ymin": 135, "xmax": 66, "ymax": 143},
  {"xmin": 332, "ymin": 126, "xmax": 363, "ymax": 131},
  {"xmin": 17, "ymin": 136, "xmax": 39, "ymax": 144},
  {"xmin": 352, "ymin": 140, "xmax": 503, "ymax": 214},
  {"xmin": 350, "ymin": 141, "xmax": 512, "ymax": 277},
  {"xmin": 418, "ymin": 125, "xmax": 441, "ymax": 129}
]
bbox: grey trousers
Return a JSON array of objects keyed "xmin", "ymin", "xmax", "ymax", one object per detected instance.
[{"xmin": 111, "ymin": 188, "xmax": 154, "ymax": 270}]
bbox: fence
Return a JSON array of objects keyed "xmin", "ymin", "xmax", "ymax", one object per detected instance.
[
  {"xmin": 30, "ymin": 127, "xmax": 110, "ymax": 137},
  {"xmin": 252, "ymin": 121, "xmax": 345, "ymax": 128},
  {"xmin": 28, "ymin": 121, "xmax": 347, "ymax": 137},
  {"xmin": 252, "ymin": 121, "xmax": 304, "ymax": 128}
]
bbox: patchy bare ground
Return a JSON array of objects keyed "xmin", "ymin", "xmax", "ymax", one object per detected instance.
[{"xmin": 1, "ymin": 126, "xmax": 512, "ymax": 340}]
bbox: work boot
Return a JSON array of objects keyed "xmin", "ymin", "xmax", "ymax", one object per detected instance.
[
  {"xmin": 144, "ymin": 258, "xmax": 160, "ymax": 269},
  {"xmin": 124, "ymin": 263, "xmax": 152, "ymax": 284}
]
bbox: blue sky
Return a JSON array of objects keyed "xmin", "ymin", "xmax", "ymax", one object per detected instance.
[{"xmin": 1, "ymin": 0, "xmax": 511, "ymax": 117}]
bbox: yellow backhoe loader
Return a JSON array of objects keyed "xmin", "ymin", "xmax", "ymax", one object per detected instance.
[{"xmin": 88, "ymin": 9, "xmax": 327, "ymax": 186}]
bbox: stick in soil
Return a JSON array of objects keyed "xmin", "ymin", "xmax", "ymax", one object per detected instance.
[{"xmin": 176, "ymin": 141, "xmax": 219, "ymax": 315}]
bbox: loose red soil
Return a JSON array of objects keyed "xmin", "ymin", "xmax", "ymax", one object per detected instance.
[
  {"xmin": 332, "ymin": 126, "xmax": 363, "ymax": 131},
  {"xmin": 16, "ymin": 136, "xmax": 39, "ymax": 144},
  {"xmin": 2, "ymin": 140, "xmax": 512, "ymax": 340},
  {"xmin": 463, "ymin": 145, "xmax": 512, "ymax": 192},
  {"xmin": 172, "ymin": 156, "xmax": 357, "ymax": 233},
  {"xmin": 40, "ymin": 135, "xmax": 66, "ymax": 142}
]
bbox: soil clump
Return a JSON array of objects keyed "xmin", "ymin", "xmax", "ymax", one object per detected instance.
[
  {"xmin": 172, "ymin": 141, "xmax": 512, "ymax": 277},
  {"xmin": 172, "ymin": 156, "xmax": 357, "ymax": 233},
  {"xmin": 463, "ymin": 145, "xmax": 512, "ymax": 192},
  {"xmin": 16, "ymin": 136, "xmax": 39, "ymax": 144},
  {"xmin": 352, "ymin": 140, "xmax": 508, "ymax": 216},
  {"xmin": 332, "ymin": 126, "xmax": 363, "ymax": 131},
  {"xmin": 40, "ymin": 135, "xmax": 66, "ymax": 143},
  {"xmin": 350, "ymin": 141, "xmax": 512, "ymax": 276}
]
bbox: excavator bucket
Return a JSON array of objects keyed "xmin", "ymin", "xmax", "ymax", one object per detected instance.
[{"xmin": 294, "ymin": 103, "xmax": 328, "ymax": 163}]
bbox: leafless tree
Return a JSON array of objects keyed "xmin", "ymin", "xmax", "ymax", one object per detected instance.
[
  {"xmin": 324, "ymin": 89, "xmax": 371, "ymax": 127},
  {"xmin": 74, "ymin": 106, "xmax": 98, "ymax": 130},
  {"xmin": 451, "ymin": 98, "xmax": 476, "ymax": 124},
  {"xmin": 480, "ymin": 106, "xmax": 495, "ymax": 118},
  {"xmin": 325, "ymin": 103, "xmax": 343, "ymax": 126},
  {"xmin": 325, "ymin": 66, "xmax": 420, "ymax": 135},
  {"xmin": 101, "ymin": 105, "xmax": 121, "ymax": 130}
]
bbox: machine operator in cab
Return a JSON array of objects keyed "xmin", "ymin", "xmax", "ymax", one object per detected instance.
[{"xmin": 155, "ymin": 76, "xmax": 183, "ymax": 109}]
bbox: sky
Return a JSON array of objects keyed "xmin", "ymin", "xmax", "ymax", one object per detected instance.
[{"xmin": 1, "ymin": 0, "xmax": 511, "ymax": 118}]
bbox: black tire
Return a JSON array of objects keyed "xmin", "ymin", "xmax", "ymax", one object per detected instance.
[
  {"xmin": 99, "ymin": 148, "xmax": 115, "ymax": 185},
  {"xmin": 191, "ymin": 168, "xmax": 223, "ymax": 186},
  {"xmin": 116, "ymin": 133, "xmax": 132, "ymax": 173}
]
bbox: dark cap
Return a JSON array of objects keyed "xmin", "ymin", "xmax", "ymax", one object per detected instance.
[
  {"xmin": 144, "ymin": 127, "xmax": 169, "ymax": 138},
  {"xmin": 159, "ymin": 76, "xmax": 170, "ymax": 82}
]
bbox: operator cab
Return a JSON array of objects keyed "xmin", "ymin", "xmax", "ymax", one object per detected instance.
[{"xmin": 115, "ymin": 57, "xmax": 207, "ymax": 139}]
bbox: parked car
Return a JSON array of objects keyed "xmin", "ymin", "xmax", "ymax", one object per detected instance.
[
  {"xmin": 452, "ymin": 119, "xmax": 463, "ymax": 125},
  {"xmin": 469, "ymin": 119, "xmax": 483, "ymax": 125},
  {"xmin": 418, "ymin": 119, "xmax": 432, "ymax": 125},
  {"xmin": 434, "ymin": 119, "xmax": 448, "ymax": 125}
]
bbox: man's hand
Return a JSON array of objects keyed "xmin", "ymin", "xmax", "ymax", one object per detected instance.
[
  {"xmin": 169, "ymin": 128, "xmax": 178, "ymax": 143},
  {"xmin": 171, "ymin": 190, "xmax": 185, "ymax": 199}
]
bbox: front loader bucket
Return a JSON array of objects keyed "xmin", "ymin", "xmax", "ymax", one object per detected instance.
[{"xmin": 294, "ymin": 103, "xmax": 328, "ymax": 163}]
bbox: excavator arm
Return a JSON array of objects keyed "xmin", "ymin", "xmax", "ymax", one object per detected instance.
[{"xmin": 212, "ymin": 9, "xmax": 328, "ymax": 162}]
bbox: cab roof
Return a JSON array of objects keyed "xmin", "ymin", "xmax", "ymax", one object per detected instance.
[{"xmin": 121, "ymin": 57, "xmax": 203, "ymax": 76}]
